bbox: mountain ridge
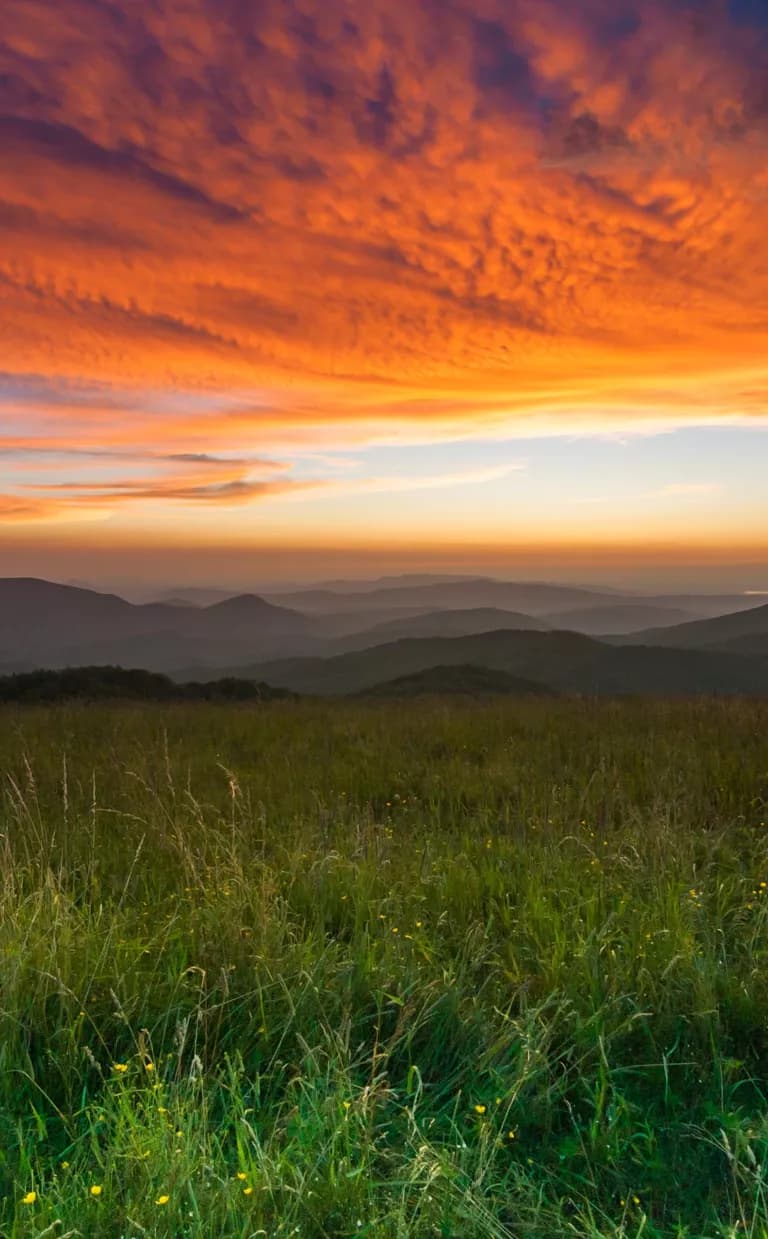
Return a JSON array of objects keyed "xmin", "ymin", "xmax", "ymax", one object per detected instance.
[{"xmin": 176, "ymin": 628, "xmax": 768, "ymax": 697}]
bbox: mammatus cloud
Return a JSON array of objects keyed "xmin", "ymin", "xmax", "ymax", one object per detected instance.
[{"xmin": 0, "ymin": 0, "xmax": 767, "ymax": 526}]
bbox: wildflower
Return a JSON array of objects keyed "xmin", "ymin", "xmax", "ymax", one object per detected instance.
[
  {"xmin": 113, "ymin": 1062, "xmax": 128, "ymax": 1073},
  {"xmin": 343, "ymin": 1100, "xmax": 352, "ymax": 1110},
  {"xmin": 474, "ymin": 1104, "xmax": 487, "ymax": 1115},
  {"xmin": 632, "ymin": 1195, "xmax": 640, "ymax": 1205},
  {"xmin": 391, "ymin": 926, "xmax": 399, "ymax": 934},
  {"xmin": 61, "ymin": 1161, "xmax": 70, "ymax": 1170},
  {"xmin": 90, "ymin": 1184, "xmax": 103, "ymax": 1197},
  {"xmin": 156, "ymin": 1194, "xmax": 170, "ymax": 1206},
  {"xmin": 243, "ymin": 1186, "xmax": 254, "ymax": 1195},
  {"xmin": 21, "ymin": 1191, "xmax": 37, "ymax": 1205},
  {"xmin": 144, "ymin": 1061, "xmax": 155, "ymax": 1072},
  {"xmin": 415, "ymin": 920, "xmax": 423, "ymax": 928},
  {"xmin": 157, "ymin": 1106, "xmax": 168, "ymax": 1115},
  {"xmin": 237, "ymin": 1173, "xmax": 247, "ymax": 1181},
  {"xmin": 508, "ymin": 1130, "xmax": 516, "ymax": 1140}
]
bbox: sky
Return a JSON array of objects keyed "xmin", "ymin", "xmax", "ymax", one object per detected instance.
[{"xmin": 1, "ymin": 0, "xmax": 767, "ymax": 591}]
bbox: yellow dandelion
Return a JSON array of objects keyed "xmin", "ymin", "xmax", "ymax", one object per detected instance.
[
  {"xmin": 474, "ymin": 1104, "xmax": 487, "ymax": 1115},
  {"xmin": 113, "ymin": 1062, "xmax": 128, "ymax": 1073},
  {"xmin": 156, "ymin": 1194, "xmax": 170, "ymax": 1206},
  {"xmin": 21, "ymin": 1191, "xmax": 37, "ymax": 1205},
  {"xmin": 236, "ymin": 1172, "xmax": 247, "ymax": 1181},
  {"xmin": 90, "ymin": 1184, "xmax": 102, "ymax": 1197},
  {"xmin": 243, "ymin": 1186, "xmax": 254, "ymax": 1196}
]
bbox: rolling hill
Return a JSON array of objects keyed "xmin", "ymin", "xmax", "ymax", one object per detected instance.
[
  {"xmin": 619, "ymin": 601, "xmax": 768, "ymax": 650},
  {"xmin": 543, "ymin": 603, "xmax": 697, "ymax": 635},
  {"xmin": 360, "ymin": 663, "xmax": 550, "ymax": 698},
  {"xmin": 193, "ymin": 628, "xmax": 768, "ymax": 697},
  {"xmin": 330, "ymin": 607, "xmax": 548, "ymax": 652}
]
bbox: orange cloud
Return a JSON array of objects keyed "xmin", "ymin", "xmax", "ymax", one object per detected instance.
[{"xmin": 0, "ymin": 0, "xmax": 766, "ymax": 521}]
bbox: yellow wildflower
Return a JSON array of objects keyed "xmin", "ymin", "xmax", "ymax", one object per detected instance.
[
  {"xmin": 156, "ymin": 1194, "xmax": 170, "ymax": 1206},
  {"xmin": 243, "ymin": 1186, "xmax": 254, "ymax": 1196},
  {"xmin": 90, "ymin": 1184, "xmax": 102, "ymax": 1197},
  {"xmin": 237, "ymin": 1172, "xmax": 247, "ymax": 1181},
  {"xmin": 21, "ymin": 1191, "xmax": 37, "ymax": 1205},
  {"xmin": 474, "ymin": 1104, "xmax": 487, "ymax": 1115}
]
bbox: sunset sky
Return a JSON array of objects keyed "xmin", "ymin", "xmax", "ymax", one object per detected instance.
[{"xmin": 1, "ymin": 0, "xmax": 767, "ymax": 590}]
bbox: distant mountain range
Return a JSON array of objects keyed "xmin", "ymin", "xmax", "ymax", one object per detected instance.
[
  {"xmin": 0, "ymin": 578, "xmax": 316, "ymax": 671},
  {"xmin": 1, "ymin": 576, "xmax": 767, "ymax": 697},
  {"xmin": 264, "ymin": 578, "xmax": 643, "ymax": 616}
]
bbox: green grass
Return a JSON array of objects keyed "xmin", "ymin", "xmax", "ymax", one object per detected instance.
[{"xmin": 1, "ymin": 696, "xmax": 768, "ymax": 1237}]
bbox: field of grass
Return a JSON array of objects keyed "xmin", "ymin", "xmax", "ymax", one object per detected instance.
[{"xmin": 2, "ymin": 697, "xmax": 768, "ymax": 1238}]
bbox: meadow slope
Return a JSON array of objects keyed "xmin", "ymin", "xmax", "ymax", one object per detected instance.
[{"xmin": 1, "ymin": 699, "xmax": 768, "ymax": 1237}]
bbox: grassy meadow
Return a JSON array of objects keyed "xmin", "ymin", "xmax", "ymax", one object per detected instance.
[{"xmin": 2, "ymin": 697, "xmax": 768, "ymax": 1238}]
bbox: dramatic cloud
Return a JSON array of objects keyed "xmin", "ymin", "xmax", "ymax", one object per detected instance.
[{"xmin": 0, "ymin": 0, "xmax": 766, "ymax": 541}]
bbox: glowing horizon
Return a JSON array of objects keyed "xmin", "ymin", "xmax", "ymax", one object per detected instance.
[{"xmin": 1, "ymin": 0, "xmax": 767, "ymax": 587}]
